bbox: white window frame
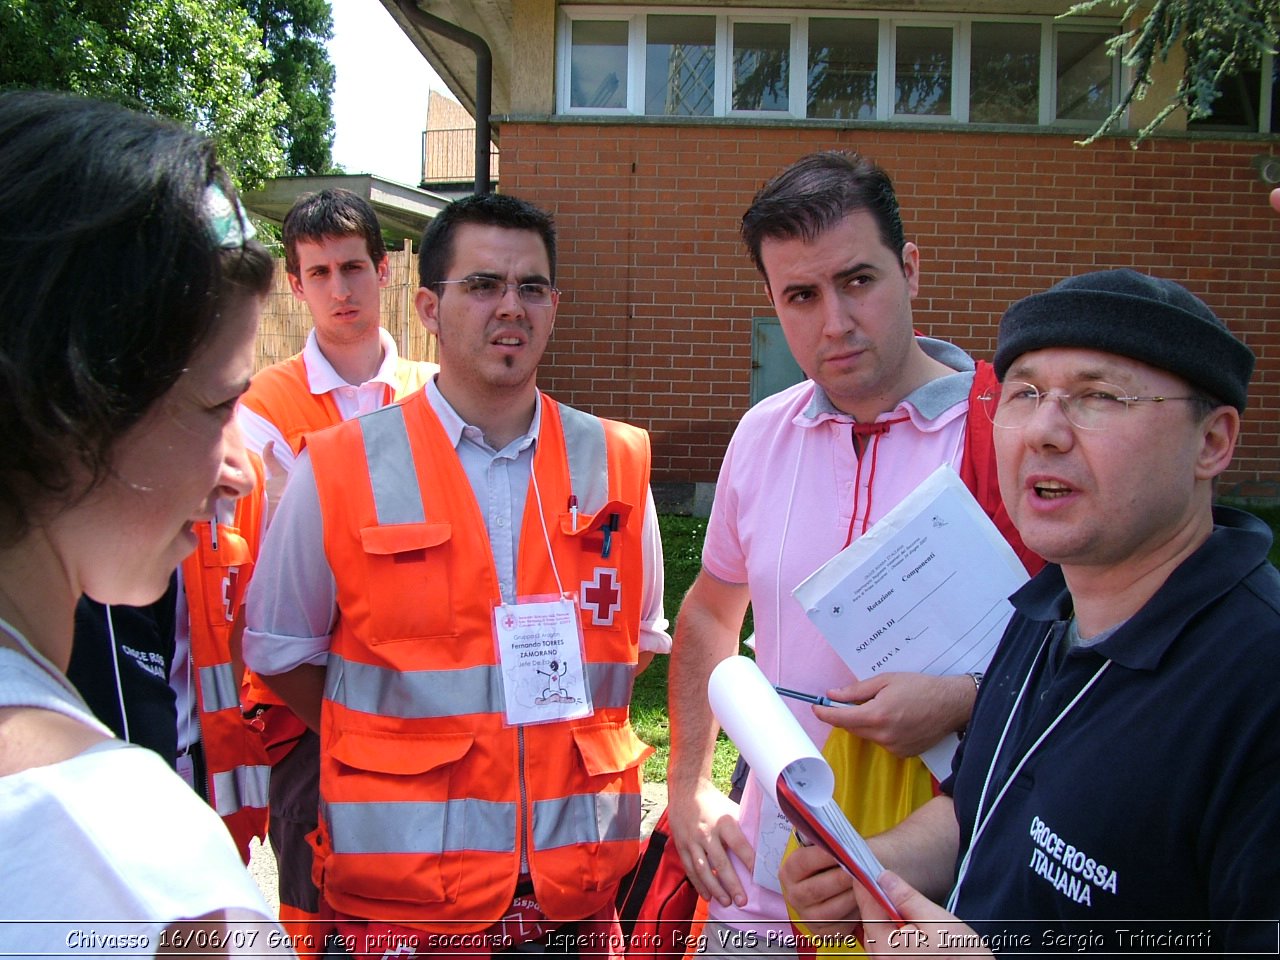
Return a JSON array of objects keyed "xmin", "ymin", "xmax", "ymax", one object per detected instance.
[
  {"xmin": 888, "ymin": 18, "xmax": 962, "ymax": 123},
  {"xmin": 798, "ymin": 14, "xmax": 880, "ymax": 122},
  {"xmin": 963, "ymin": 17, "xmax": 1045, "ymax": 126},
  {"xmin": 726, "ymin": 16, "xmax": 801, "ymax": 118},
  {"xmin": 1049, "ymin": 24, "xmax": 1123, "ymax": 129},
  {"xmin": 640, "ymin": 9, "xmax": 720, "ymax": 119},
  {"xmin": 558, "ymin": 12, "xmax": 638, "ymax": 116},
  {"xmin": 557, "ymin": 6, "xmax": 1127, "ymax": 130}
]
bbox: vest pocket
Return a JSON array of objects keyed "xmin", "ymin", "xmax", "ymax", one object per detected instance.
[
  {"xmin": 325, "ymin": 728, "xmax": 477, "ymax": 905},
  {"xmin": 571, "ymin": 719, "xmax": 653, "ymax": 779},
  {"xmin": 191, "ymin": 526, "xmax": 251, "ymax": 626},
  {"xmin": 359, "ymin": 522, "xmax": 455, "ymax": 643},
  {"xmin": 560, "ymin": 500, "xmax": 636, "ymax": 635},
  {"xmin": 541, "ymin": 721, "xmax": 649, "ymax": 892}
]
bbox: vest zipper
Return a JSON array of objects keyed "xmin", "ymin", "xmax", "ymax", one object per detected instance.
[{"xmin": 518, "ymin": 726, "xmax": 530, "ymax": 873}]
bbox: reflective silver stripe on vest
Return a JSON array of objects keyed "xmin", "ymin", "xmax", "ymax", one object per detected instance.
[
  {"xmin": 211, "ymin": 764, "xmax": 271, "ymax": 817},
  {"xmin": 199, "ymin": 662, "xmax": 241, "ymax": 715},
  {"xmin": 324, "ymin": 798, "xmax": 517, "ymax": 855},
  {"xmin": 558, "ymin": 403, "xmax": 609, "ymax": 516},
  {"xmin": 326, "ymin": 655, "xmax": 504, "ymax": 717},
  {"xmin": 584, "ymin": 662, "xmax": 633, "ymax": 710},
  {"xmin": 359, "ymin": 405, "xmax": 425, "ymax": 525},
  {"xmin": 533, "ymin": 791, "xmax": 642, "ymax": 851},
  {"xmin": 325, "ymin": 656, "xmax": 634, "ymax": 717},
  {"xmin": 359, "ymin": 399, "xmax": 610, "ymax": 524}
]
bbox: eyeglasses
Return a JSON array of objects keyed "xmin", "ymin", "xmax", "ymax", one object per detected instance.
[
  {"xmin": 978, "ymin": 381, "xmax": 1201, "ymax": 431},
  {"xmin": 433, "ymin": 276, "xmax": 558, "ymax": 306}
]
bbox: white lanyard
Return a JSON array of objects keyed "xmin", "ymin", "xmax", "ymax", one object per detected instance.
[
  {"xmin": 947, "ymin": 623, "xmax": 1112, "ymax": 913},
  {"xmin": 526, "ymin": 464, "xmax": 566, "ymax": 599}
]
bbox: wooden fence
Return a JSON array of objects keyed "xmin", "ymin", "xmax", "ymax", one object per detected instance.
[{"xmin": 256, "ymin": 240, "xmax": 438, "ymax": 372}]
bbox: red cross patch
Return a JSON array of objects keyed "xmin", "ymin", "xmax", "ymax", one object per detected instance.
[{"xmin": 580, "ymin": 567, "xmax": 622, "ymax": 627}]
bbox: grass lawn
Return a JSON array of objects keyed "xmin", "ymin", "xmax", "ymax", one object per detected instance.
[
  {"xmin": 636, "ymin": 503, "xmax": 1280, "ymax": 791},
  {"xmin": 631, "ymin": 515, "xmax": 749, "ymax": 792}
]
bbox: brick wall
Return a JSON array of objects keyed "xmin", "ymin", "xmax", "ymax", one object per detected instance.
[{"xmin": 500, "ymin": 121, "xmax": 1280, "ymax": 495}]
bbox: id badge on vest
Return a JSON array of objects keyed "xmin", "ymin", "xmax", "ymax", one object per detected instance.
[{"xmin": 494, "ymin": 594, "xmax": 594, "ymax": 726}]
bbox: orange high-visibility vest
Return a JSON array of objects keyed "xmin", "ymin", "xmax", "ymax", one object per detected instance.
[
  {"xmin": 306, "ymin": 391, "xmax": 654, "ymax": 931},
  {"xmin": 239, "ymin": 351, "xmax": 434, "ymax": 456},
  {"xmin": 239, "ymin": 349, "xmax": 435, "ymax": 709},
  {"xmin": 181, "ymin": 453, "xmax": 271, "ymax": 863}
]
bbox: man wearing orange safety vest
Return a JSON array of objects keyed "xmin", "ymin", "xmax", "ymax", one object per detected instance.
[
  {"xmin": 244, "ymin": 193, "xmax": 671, "ymax": 958},
  {"xmin": 236, "ymin": 188, "xmax": 436, "ymax": 949}
]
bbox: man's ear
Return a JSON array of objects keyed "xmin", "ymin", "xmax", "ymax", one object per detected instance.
[
  {"xmin": 1196, "ymin": 405, "xmax": 1240, "ymax": 481},
  {"xmin": 287, "ymin": 271, "xmax": 306, "ymax": 301},
  {"xmin": 376, "ymin": 255, "xmax": 391, "ymax": 287},
  {"xmin": 415, "ymin": 286, "xmax": 440, "ymax": 336},
  {"xmin": 900, "ymin": 242, "xmax": 921, "ymax": 298}
]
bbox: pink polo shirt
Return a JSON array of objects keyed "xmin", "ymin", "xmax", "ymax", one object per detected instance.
[{"xmin": 702, "ymin": 337, "xmax": 974, "ymax": 932}]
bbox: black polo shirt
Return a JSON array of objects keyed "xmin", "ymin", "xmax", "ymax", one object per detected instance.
[
  {"xmin": 943, "ymin": 507, "xmax": 1280, "ymax": 953},
  {"xmin": 67, "ymin": 574, "xmax": 179, "ymax": 764}
]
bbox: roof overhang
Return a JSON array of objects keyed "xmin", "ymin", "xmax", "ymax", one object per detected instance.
[
  {"xmin": 242, "ymin": 174, "xmax": 451, "ymax": 243},
  {"xmin": 378, "ymin": 0, "xmax": 510, "ymax": 121}
]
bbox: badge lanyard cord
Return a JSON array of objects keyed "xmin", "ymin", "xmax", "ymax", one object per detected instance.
[
  {"xmin": 750, "ymin": 428, "xmax": 806, "ymax": 853},
  {"xmin": 105, "ymin": 605, "xmax": 132, "ymax": 744},
  {"xmin": 947, "ymin": 628, "xmax": 1112, "ymax": 913},
  {"xmin": 774, "ymin": 427, "xmax": 808, "ymax": 686},
  {"xmin": 527, "ymin": 464, "xmax": 567, "ymax": 599}
]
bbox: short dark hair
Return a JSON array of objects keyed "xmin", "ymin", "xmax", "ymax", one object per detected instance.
[
  {"xmin": 418, "ymin": 193, "xmax": 557, "ymax": 289},
  {"xmin": 0, "ymin": 90, "xmax": 257, "ymax": 543},
  {"xmin": 741, "ymin": 151, "xmax": 907, "ymax": 280},
  {"xmin": 282, "ymin": 188, "xmax": 387, "ymax": 278}
]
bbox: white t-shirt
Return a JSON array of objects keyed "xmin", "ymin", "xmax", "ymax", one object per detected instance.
[{"xmin": 0, "ymin": 649, "xmax": 286, "ymax": 956}]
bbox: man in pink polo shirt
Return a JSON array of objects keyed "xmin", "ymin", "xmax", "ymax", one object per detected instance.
[{"xmin": 667, "ymin": 151, "xmax": 1038, "ymax": 956}]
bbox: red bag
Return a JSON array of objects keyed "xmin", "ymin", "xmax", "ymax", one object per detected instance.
[{"xmin": 615, "ymin": 807, "xmax": 699, "ymax": 958}]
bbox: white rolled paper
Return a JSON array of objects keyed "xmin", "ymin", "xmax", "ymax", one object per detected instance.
[{"xmin": 708, "ymin": 655, "xmax": 834, "ymax": 806}]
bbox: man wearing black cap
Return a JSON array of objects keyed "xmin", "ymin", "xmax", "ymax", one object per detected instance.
[{"xmin": 781, "ymin": 269, "xmax": 1280, "ymax": 953}]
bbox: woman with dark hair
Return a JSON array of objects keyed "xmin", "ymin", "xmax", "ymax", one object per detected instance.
[{"xmin": 0, "ymin": 91, "xmax": 287, "ymax": 954}]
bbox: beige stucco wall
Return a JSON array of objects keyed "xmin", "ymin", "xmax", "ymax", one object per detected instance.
[
  {"xmin": 1123, "ymin": 6, "xmax": 1189, "ymax": 132},
  {"xmin": 512, "ymin": 0, "xmax": 557, "ymax": 114}
]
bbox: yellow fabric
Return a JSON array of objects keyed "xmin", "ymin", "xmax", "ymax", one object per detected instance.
[{"xmin": 785, "ymin": 729, "xmax": 936, "ymax": 955}]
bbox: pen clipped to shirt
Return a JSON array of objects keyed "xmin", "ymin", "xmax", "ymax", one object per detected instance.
[{"xmin": 774, "ymin": 685, "xmax": 838, "ymax": 708}]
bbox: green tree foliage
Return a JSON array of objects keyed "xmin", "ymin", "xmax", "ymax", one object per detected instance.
[
  {"xmin": 245, "ymin": 0, "xmax": 337, "ymax": 175},
  {"xmin": 1067, "ymin": 0, "xmax": 1280, "ymax": 144},
  {"xmin": 0, "ymin": 0, "xmax": 328, "ymax": 187}
]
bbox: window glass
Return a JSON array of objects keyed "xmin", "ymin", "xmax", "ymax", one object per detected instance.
[
  {"xmin": 570, "ymin": 20, "xmax": 628, "ymax": 109},
  {"xmin": 1273, "ymin": 58, "xmax": 1279, "ymax": 133},
  {"xmin": 970, "ymin": 22, "xmax": 1040, "ymax": 124},
  {"xmin": 1056, "ymin": 30, "xmax": 1114, "ymax": 122},
  {"xmin": 733, "ymin": 22, "xmax": 790, "ymax": 111},
  {"xmin": 646, "ymin": 15, "xmax": 715, "ymax": 116},
  {"xmin": 808, "ymin": 18, "xmax": 877, "ymax": 119},
  {"xmin": 1186, "ymin": 64, "xmax": 1263, "ymax": 131},
  {"xmin": 896, "ymin": 25, "xmax": 952, "ymax": 116}
]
